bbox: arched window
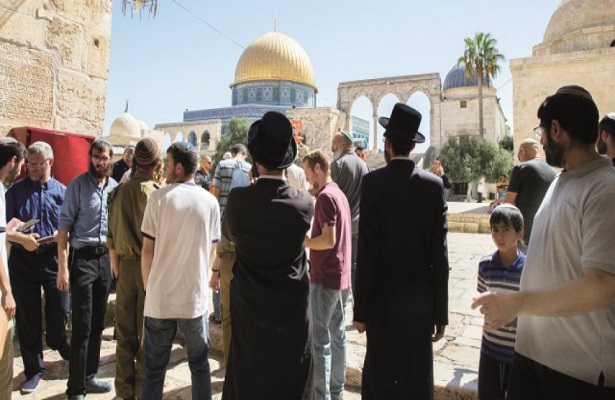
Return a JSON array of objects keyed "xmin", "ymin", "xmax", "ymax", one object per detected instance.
[
  {"xmin": 188, "ymin": 131, "xmax": 197, "ymax": 147},
  {"xmin": 201, "ymin": 131, "xmax": 211, "ymax": 150}
]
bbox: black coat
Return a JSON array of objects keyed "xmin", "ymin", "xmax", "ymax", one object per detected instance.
[
  {"xmin": 353, "ymin": 159, "xmax": 449, "ymax": 400},
  {"xmin": 221, "ymin": 178, "xmax": 314, "ymax": 400}
]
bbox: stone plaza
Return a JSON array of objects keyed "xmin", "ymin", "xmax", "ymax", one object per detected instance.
[{"xmin": 9, "ymin": 203, "xmax": 493, "ymax": 399}]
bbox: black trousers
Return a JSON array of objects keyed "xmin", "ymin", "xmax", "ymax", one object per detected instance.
[
  {"xmin": 8, "ymin": 246, "xmax": 69, "ymax": 379},
  {"xmin": 508, "ymin": 351, "xmax": 615, "ymax": 400},
  {"xmin": 66, "ymin": 247, "xmax": 111, "ymax": 397}
]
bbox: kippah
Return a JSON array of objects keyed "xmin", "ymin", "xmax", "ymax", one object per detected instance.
[
  {"xmin": 134, "ymin": 138, "xmax": 160, "ymax": 167},
  {"xmin": 555, "ymin": 86, "xmax": 593, "ymax": 101}
]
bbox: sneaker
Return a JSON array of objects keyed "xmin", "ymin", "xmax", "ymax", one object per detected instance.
[
  {"xmin": 208, "ymin": 312, "xmax": 222, "ymax": 325},
  {"xmin": 85, "ymin": 377, "xmax": 112, "ymax": 393},
  {"xmin": 57, "ymin": 341, "xmax": 70, "ymax": 361},
  {"xmin": 21, "ymin": 372, "xmax": 43, "ymax": 393}
]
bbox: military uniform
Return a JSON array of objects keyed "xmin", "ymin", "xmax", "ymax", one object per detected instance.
[{"xmin": 107, "ymin": 173, "xmax": 159, "ymax": 400}]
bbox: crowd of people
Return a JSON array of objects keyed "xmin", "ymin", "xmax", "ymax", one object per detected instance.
[{"xmin": 0, "ymin": 84, "xmax": 613, "ymax": 400}]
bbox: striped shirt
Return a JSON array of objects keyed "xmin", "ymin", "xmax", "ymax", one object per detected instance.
[
  {"xmin": 212, "ymin": 159, "xmax": 251, "ymax": 217},
  {"xmin": 477, "ymin": 250, "xmax": 525, "ymax": 363}
]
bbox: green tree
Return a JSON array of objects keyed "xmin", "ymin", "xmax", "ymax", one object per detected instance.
[
  {"xmin": 211, "ymin": 118, "xmax": 252, "ymax": 171},
  {"xmin": 457, "ymin": 32, "xmax": 505, "ymax": 138},
  {"xmin": 499, "ymin": 134, "xmax": 514, "ymax": 152},
  {"xmin": 439, "ymin": 137, "xmax": 513, "ymax": 183}
]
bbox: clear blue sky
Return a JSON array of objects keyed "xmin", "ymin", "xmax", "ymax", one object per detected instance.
[{"xmin": 105, "ymin": 0, "xmax": 562, "ymax": 151}]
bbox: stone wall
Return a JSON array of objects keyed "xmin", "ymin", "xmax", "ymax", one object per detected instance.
[
  {"xmin": 286, "ymin": 107, "xmax": 341, "ymax": 152},
  {"xmin": 440, "ymin": 87, "xmax": 507, "ymax": 146},
  {"xmin": 0, "ymin": 0, "xmax": 112, "ymax": 135},
  {"xmin": 510, "ymin": 47, "xmax": 615, "ymax": 152}
]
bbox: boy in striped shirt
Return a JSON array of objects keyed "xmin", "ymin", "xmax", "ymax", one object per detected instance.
[{"xmin": 477, "ymin": 204, "xmax": 525, "ymax": 399}]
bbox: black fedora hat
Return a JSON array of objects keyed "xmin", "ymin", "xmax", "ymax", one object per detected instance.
[
  {"xmin": 378, "ymin": 103, "xmax": 425, "ymax": 144},
  {"xmin": 247, "ymin": 111, "xmax": 297, "ymax": 170}
]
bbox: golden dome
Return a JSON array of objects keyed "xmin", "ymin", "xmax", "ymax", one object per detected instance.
[{"xmin": 234, "ymin": 31, "xmax": 316, "ymax": 89}]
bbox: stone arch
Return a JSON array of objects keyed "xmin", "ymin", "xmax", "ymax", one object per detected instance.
[
  {"xmin": 338, "ymin": 74, "xmax": 442, "ymax": 153},
  {"xmin": 201, "ymin": 131, "xmax": 211, "ymax": 151},
  {"xmin": 174, "ymin": 132, "xmax": 183, "ymax": 143},
  {"xmin": 188, "ymin": 131, "xmax": 197, "ymax": 147}
]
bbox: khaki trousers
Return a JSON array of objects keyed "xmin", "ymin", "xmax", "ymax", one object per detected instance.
[
  {"xmin": 0, "ymin": 327, "xmax": 13, "ymax": 399},
  {"xmin": 218, "ymin": 236, "xmax": 235, "ymax": 366},
  {"xmin": 114, "ymin": 258, "xmax": 145, "ymax": 399}
]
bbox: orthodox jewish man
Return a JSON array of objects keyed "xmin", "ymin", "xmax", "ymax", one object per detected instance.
[
  {"xmin": 353, "ymin": 103, "xmax": 449, "ymax": 399},
  {"xmin": 222, "ymin": 111, "xmax": 315, "ymax": 399}
]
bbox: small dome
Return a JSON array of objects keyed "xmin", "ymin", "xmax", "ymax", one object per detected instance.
[
  {"xmin": 443, "ymin": 66, "xmax": 486, "ymax": 90},
  {"xmin": 541, "ymin": 0, "xmax": 615, "ymax": 54},
  {"xmin": 138, "ymin": 120, "xmax": 148, "ymax": 131},
  {"xmin": 110, "ymin": 112, "xmax": 140, "ymax": 138},
  {"xmin": 233, "ymin": 31, "xmax": 316, "ymax": 89}
]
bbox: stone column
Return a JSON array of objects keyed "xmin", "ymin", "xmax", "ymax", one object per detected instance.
[{"xmin": 372, "ymin": 112, "xmax": 379, "ymax": 151}]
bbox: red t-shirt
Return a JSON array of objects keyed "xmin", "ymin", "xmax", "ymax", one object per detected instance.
[{"xmin": 309, "ymin": 181, "xmax": 352, "ymax": 290}]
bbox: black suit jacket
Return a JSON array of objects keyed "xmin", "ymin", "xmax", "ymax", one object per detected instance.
[
  {"xmin": 221, "ymin": 177, "xmax": 315, "ymax": 400},
  {"xmin": 354, "ymin": 159, "xmax": 449, "ymax": 326}
]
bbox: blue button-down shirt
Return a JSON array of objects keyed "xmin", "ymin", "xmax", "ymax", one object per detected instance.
[
  {"xmin": 58, "ymin": 172, "xmax": 118, "ymax": 249},
  {"xmin": 6, "ymin": 177, "xmax": 66, "ymax": 238}
]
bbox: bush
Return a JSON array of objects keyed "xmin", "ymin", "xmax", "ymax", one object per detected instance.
[
  {"xmin": 439, "ymin": 137, "xmax": 513, "ymax": 183},
  {"xmin": 211, "ymin": 118, "xmax": 252, "ymax": 171}
]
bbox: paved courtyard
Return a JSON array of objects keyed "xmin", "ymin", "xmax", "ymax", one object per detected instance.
[{"xmin": 10, "ymin": 229, "xmax": 493, "ymax": 399}]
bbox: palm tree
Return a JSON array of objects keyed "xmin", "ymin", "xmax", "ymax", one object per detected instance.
[{"xmin": 457, "ymin": 32, "xmax": 505, "ymax": 138}]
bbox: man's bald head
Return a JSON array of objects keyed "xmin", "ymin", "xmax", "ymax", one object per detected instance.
[{"xmin": 518, "ymin": 138, "xmax": 541, "ymax": 162}]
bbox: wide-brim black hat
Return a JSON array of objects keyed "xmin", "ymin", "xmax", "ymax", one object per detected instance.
[
  {"xmin": 247, "ymin": 111, "xmax": 297, "ymax": 170},
  {"xmin": 378, "ymin": 103, "xmax": 425, "ymax": 144}
]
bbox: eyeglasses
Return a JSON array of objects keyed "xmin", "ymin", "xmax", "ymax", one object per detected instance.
[
  {"xmin": 533, "ymin": 126, "xmax": 543, "ymax": 138},
  {"xmin": 26, "ymin": 159, "xmax": 49, "ymax": 168},
  {"xmin": 91, "ymin": 155, "xmax": 111, "ymax": 163}
]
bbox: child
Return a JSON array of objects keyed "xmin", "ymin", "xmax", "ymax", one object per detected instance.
[{"xmin": 477, "ymin": 204, "xmax": 525, "ymax": 400}]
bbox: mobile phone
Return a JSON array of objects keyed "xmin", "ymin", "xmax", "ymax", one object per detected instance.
[
  {"xmin": 36, "ymin": 235, "xmax": 54, "ymax": 243},
  {"xmin": 17, "ymin": 218, "xmax": 39, "ymax": 233}
]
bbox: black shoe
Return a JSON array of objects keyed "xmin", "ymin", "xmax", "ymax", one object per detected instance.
[
  {"xmin": 85, "ymin": 377, "xmax": 112, "ymax": 393},
  {"xmin": 21, "ymin": 372, "xmax": 43, "ymax": 393},
  {"xmin": 57, "ymin": 341, "xmax": 70, "ymax": 361}
]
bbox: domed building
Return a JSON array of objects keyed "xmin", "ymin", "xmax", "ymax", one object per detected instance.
[
  {"xmin": 440, "ymin": 65, "xmax": 508, "ymax": 146},
  {"xmin": 154, "ymin": 26, "xmax": 346, "ymax": 153},
  {"xmin": 510, "ymin": 0, "xmax": 615, "ymax": 150},
  {"xmin": 108, "ymin": 105, "xmax": 142, "ymax": 146}
]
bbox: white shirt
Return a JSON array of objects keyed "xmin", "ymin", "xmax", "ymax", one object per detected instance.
[
  {"xmin": 516, "ymin": 158, "xmax": 615, "ymax": 386},
  {"xmin": 141, "ymin": 182, "xmax": 220, "ymax": 319}
]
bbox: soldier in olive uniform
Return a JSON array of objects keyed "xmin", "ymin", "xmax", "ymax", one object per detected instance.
[{"xmin": 107, "ymin": 138, "xmax": 161, "ymax": 400}]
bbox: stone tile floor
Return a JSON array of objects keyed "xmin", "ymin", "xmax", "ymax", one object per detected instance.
[{"xmin": 11, "ymin": 231, "xmax": 492, "ymax": 399}]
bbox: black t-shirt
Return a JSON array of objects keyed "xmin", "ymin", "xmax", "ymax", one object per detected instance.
[
  {"xmin": 111, "ymin": 159, "xmax": 129, "ymax": 182},
  {"xmin": 195, "ymin": 170, "xmax": 211, "ymax": 191},
  {"xmin": 507, "ymin": 159, "xmax": 557, "ymax": 243}
]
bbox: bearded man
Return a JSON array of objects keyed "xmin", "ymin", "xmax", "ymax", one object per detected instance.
[{"xmin": 57, "ymin": 139, "xmax": 118, "ymax": 400}]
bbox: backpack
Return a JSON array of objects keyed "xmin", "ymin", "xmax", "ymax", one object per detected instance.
[{"xmin": 229, "ymin": 161, "xmax": 251, "ymax": 190}]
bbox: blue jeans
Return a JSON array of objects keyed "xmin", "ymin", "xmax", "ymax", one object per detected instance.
[
  {"xmin": 311, "ymin": 283, "xmax": 350, "ymax": 400},
  {"xmin": 141, "ymin": 315, "xmax": 212, "ymax": 400},
  {"xmin": 212, "ymin": 290, "xmax": 221, "ymax": 319}
]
